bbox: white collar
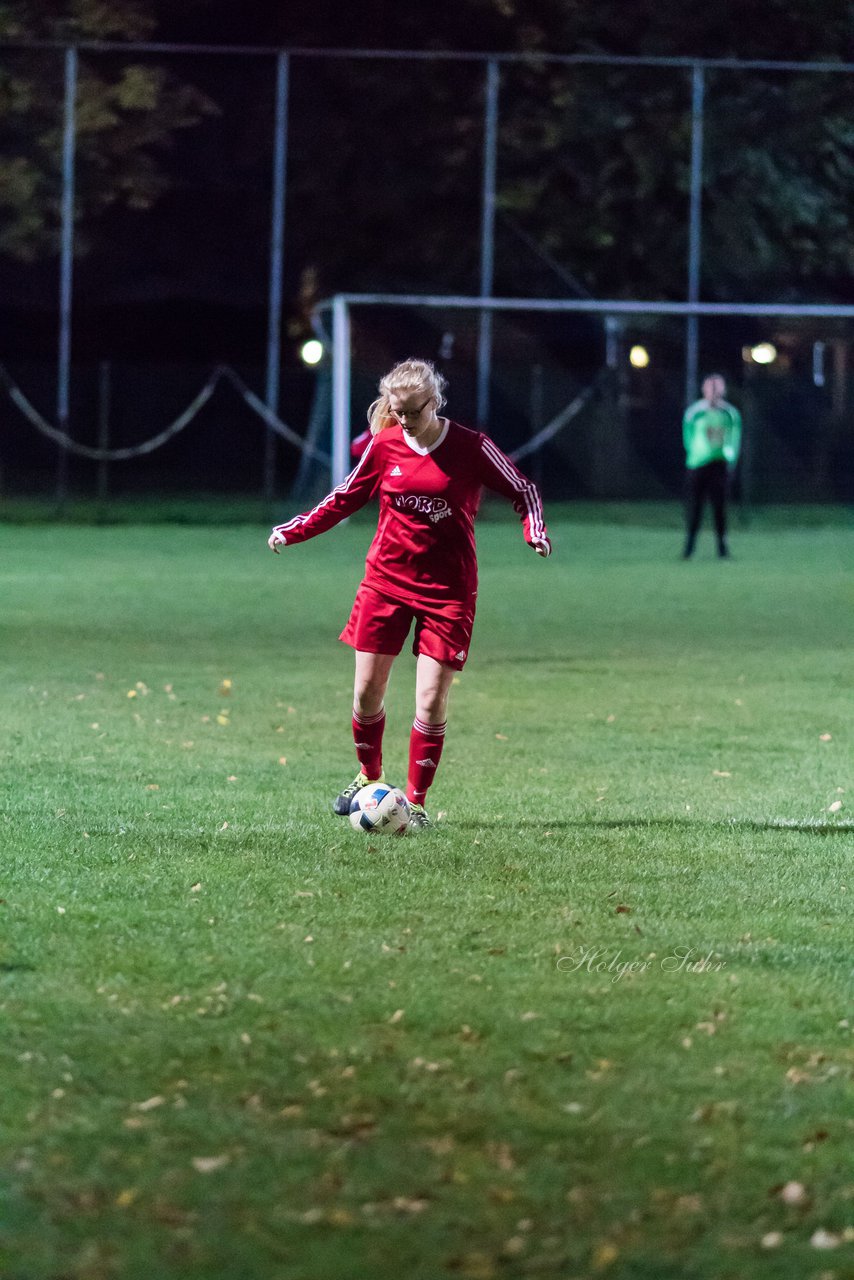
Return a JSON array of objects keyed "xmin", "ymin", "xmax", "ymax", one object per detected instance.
[{"xmin": 401, "ymin": 418, "xmax": 450, "ymax": 456}]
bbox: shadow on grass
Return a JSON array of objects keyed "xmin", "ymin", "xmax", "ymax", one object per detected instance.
[{"xmin": 452, "ymin": 817, "xmax": 854, "ymax": 836}]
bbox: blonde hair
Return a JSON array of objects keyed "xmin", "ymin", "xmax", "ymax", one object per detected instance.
[{"xmin": 367, "ymin": 358, "xmax": 448, "ymax": 435}]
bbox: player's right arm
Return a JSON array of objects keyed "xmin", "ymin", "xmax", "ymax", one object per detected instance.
[{"xmin": 268, "ymin": 436, "xmax": 381, "ymax": 552}]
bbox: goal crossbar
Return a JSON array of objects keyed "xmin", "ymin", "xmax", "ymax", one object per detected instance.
[{"xmin": 320, "ymin": 292, "xmax": 854, "ymax": 487}]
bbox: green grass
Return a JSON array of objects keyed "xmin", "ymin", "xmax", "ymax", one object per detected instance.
[{"xmin": 1, "ymin": 505, "xmax": 852, "ymax": 1280}]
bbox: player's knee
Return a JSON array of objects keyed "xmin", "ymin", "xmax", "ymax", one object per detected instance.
[
  {"xmin": 354, "ymin": 682, "xmax": 387, "ymax": 716},
  {"xmin": 415, "ymin": 691, "xmax": 448, "ymax": 723}
]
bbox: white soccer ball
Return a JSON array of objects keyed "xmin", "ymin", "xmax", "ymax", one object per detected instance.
[{"xmin": 349, "ymin": 783, "xmax": 411, "ymax": 836}]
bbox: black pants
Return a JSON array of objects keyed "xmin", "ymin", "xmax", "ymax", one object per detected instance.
[{"xmin": 685, "ymin": 459, "xmax": 728, "ymax": 552}]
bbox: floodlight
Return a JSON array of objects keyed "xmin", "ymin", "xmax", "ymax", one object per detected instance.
[
  {"xmin": 300, "ymin": 339, "xmax": 324, "ymax": 366},
  {"xmin": 749, "ymin": 342, "xmax": 777, "ymax": 365},
  {"xmin": 629, "ymin": 344, "xmax": 650, "ymax": 368}
]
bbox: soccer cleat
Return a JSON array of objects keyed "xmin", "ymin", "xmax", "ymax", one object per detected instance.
[
  {"xmin": 332, "ymin": 770, "xmax": 384, "ymax": 816},
  {"xmin": 407, "ymin": 802, "xmax": 434, "ymax": 832}
]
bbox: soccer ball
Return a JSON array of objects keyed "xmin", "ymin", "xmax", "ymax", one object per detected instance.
[{"xmin": 349, "ymin": 783, "xmax": 411, "ymax": 836}]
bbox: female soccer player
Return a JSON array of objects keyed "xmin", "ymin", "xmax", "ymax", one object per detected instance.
[{"xmin": 268, "ymin": 358, "xmax": 551, "ymax": 830}]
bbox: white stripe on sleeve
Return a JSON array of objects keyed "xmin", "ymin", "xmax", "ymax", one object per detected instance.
[
  {"xmin": 273, "ymin": 434, "xmax": 378, "ymax": 535},
  {"xmin": 481, "ymin": 436, "xmax": 546, "ymax": 543}
]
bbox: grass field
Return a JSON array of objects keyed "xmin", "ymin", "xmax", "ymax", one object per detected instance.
[{"xmin": 1, "ymin": 503, "xmax": 852, "ymax": 1280}]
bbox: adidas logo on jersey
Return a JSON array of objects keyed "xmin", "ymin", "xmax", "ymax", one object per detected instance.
[
  {"xmin": 415, "ymin": 757, "xmax": 436, "ymax": 768},
  {"xmin": 390, "ymin": 465, "xmax": 403, "ymax": 476}
]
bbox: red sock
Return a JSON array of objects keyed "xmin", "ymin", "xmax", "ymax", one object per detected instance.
[
  {"xmin": 406, "ymin": 716, "xmax": 446, "ymax": 807},
  {"xmin": 352, "ymin": 707, "xmax": 385, "ymax": 779}
]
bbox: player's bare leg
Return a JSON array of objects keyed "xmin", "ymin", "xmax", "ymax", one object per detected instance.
[
  {"xmin": 407, "ymin": 654, "xmax": 455, "ymax": 829},
  {"xmin": 333, "ymin": 651, "xmax": 396, "ymax": 815},
  {"xmin": 354, "ymin": 650, "xmax": 396, "ymax": 717}
]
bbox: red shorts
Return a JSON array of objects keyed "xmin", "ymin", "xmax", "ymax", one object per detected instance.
[{"xmin": 340, "ymin": 583, "xmax": 475, "ymax": 670}]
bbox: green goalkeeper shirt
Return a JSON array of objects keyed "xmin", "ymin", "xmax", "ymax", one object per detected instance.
[{"xmin": 683, "ymin": 398, "xmax": 742, "ymax": 470}]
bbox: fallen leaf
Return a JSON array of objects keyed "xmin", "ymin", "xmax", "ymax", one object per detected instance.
[
  {"xmin": 827, "ymin": 800, "xmax": 843, "ymax": 814},
  {"xmin": 810, "ymin": 1228, "xmax": 840, "ymax": 1249},
  {"xmin": 452, "ymin": 1251, "xmax": 495, "ymax": 1279},
  {"xmin": 592, "ymin": 1241, "xmax": 619, "ymax": 1269},
  {"xmin": 487, "ymin": 1141, "xmax": 515, "ymax": 1171},
  {"xmin": 819, "ymin": 733, "xmax": 832, "ymax": 742},
  {"xmin": 778, "ymin": 1181, "xmax": 808, "ymax": 1206},
  {"xmin": 501, "ymin": 1237, "xmax": 525, "ymax": 1257},
  {"xmin": 392, "ymin": 1196, "xmax": 428, "ymax": 1214},
  {"xmin": 135, "ymin": 1095, "xmax": 166, "ymax": 1112},
  {"xmin": 191, "ymin": 1155, "xmax": 230, "ymax": 1174},
  {"xmin": 388, "ymin": 1009, "xmax": 405, "ymax": 1024}
]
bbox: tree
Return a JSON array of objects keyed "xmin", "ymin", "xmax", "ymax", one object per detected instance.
[
  {"xmin": 253, "ymin": 0, "xmax": 854, "ymax": 304},
  {"xmin": 0, "ymin": 1, "xmax": 215, "ymax": 262},
  {"xmin": 483, "ymin": 0, "xmax": 854, "ymax": 301}
]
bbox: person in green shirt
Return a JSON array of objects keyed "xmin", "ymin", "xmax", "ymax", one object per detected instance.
[{"xmin": 682, "ymin": 373, "xmax": 742, "ymax": 559}]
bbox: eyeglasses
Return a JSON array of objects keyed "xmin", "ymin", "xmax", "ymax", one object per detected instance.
[{"xmin": 389, "ymin": 396, "xmax": 432, "ymax": 422}]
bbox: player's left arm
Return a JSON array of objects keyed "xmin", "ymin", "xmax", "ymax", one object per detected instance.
[
  {"xmin": 476, "ymin": 434, "xmax": 552, "ymax": 557},
  {"xmin": 723, "ymin": 406, "xmax": 742, "ymax": 466}
]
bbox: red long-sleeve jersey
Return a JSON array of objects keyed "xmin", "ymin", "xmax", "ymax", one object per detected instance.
[{"xmin": 273, "ymin": 420, "xmax": 550, "ymax": 608}]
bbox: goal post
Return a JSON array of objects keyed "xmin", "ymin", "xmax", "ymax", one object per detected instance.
[{"xmin": 323, "ymin": 292, "xmax": 854, "ymax": 489}]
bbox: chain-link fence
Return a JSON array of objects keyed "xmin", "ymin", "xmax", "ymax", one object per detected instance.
[{"xmin": 1, "ymin": 41, "xmax": 852, "ymax": 504}]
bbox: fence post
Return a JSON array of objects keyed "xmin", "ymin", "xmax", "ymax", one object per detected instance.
[
  {"xmin": 685, "ymin": 62, "xmax": 705, "ymax": 407},
  {"xmin": 332, "ymin": 295, "xmax": 351, "ymax": 490},
  {"xmin": 263, "ymin": 50, "xmax": 290, "ymax": 506},
  {"xmin": 56, "ymin": 45, "xmax": 77, "ymax": 511},
  {"xmin": 96, "ymin": 360, "xmax": 111, "ymax": 515},
  {"xmin": 476, "ymin": 59, "xmax": 499, "ymax": 428},
  {"xmin": 529, "ymin": 362, "xmax": 544, "ymax": 492}
]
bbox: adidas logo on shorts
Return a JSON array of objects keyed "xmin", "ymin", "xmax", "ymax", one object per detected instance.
[{"xmin": 455, "ymin": 650, "xmax": 466, "ymax": 661}]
